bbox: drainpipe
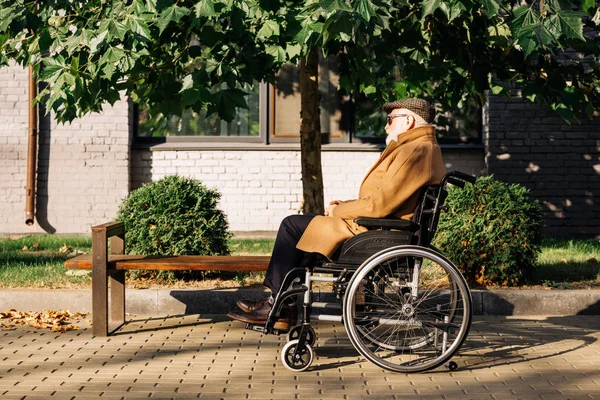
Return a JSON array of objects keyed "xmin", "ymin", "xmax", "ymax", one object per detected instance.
[{"xmin": 25, "ymin": 65, "xmax": 37, "ymax": 226}]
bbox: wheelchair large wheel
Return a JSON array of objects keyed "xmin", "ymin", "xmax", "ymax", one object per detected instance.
[{"xmin": 343, "ymin": 245, "xmax": 472, "ymax": 373}]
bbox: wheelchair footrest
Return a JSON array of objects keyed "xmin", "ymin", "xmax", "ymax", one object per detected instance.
[
  {"xmin": 245, "ymin": 323, "xmax": 266, "ymax": 333},
  {"xmin": 244, "ymin": 323, "xmax": 287, "ymax": 336}
]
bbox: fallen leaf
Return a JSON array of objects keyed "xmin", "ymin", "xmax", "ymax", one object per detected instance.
[
  {"xmin": 588, "ymin": 257, "xmax": 598, "ymax": 264},
  {"xmin": 22, "ymin": 245, "xmax": 28, "ymax": 251},
  {"xmin": 59, "ymin": 244, "xmax": 72, "ymax": 253},
  {"xmin": 560, "ymin": 258, "xmax": 568, "ymax": 263},
  {"xmin": 0, "ymin": 309, "xmax": 88, "ymax": 333}
]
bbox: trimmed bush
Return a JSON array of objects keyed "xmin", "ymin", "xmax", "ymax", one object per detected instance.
[
  {"xmin": 434, "ymin": 175, "xmax": 545, "ymax": 286},
  {"xmin": 116, "ymin": 175, "xmax": 231, "ymax": 257}
]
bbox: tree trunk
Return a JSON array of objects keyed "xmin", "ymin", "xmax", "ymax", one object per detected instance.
[{"xmin": 299, "ymin": 46, "xmax": 324, "ymax": 215}]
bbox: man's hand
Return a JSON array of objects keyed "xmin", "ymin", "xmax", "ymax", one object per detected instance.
[
  {"xmin": 324, "ymin": 203, "xmax": 338, "ymax": 217},
  {"xmin": 325, "ymin": 200, "xmax": 342, "ymax": 217}
]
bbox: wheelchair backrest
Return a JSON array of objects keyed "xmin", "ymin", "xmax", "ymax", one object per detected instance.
[
  {"xmin": 410, "ymin": 185, "xmax": 447, "ymax": 247},
  {"xmin": 412, "ymin": 170, "xmax": 477, "ymax": 246}
]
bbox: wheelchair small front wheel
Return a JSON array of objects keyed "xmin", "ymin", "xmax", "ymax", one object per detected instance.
[
  {"xmin": 343, "ymin": 245, "xmax": 472, "ymax": 373},
  {"xmin": 288, "ymin": 325, "xmax": 316, "ymax": 346},
  {"xmin": 281, "ymin": 339, "xmax": 314, "ymax": 372}
]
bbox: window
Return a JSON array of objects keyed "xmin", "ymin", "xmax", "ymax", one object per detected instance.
[
  {"xmin": 135, "ymin": 82, "xmax": 264, "ymax": 142},
  {"xmin": 270, "ymin": 56, "xmax": 349, "ymax": 143}
]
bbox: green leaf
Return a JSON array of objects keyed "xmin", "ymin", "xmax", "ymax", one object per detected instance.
[
  {"xmin": 180, "ymin": 74, "xmax": 194, "ymax": 92},
  {"xmin": 580, "ymin": 0, "xmax": 595, "ymax": 15},
  {"xmin": 294, "ymin": 22, "xmax": 323, "ymax": 44},
  {"xmin": 490, "ymin": 84, "xmax": 505, "ymax": 95},
  {"xmin": 265, "ymin": 45, "xmax": 287, "ymax": 63},
  {"xmin": 481, "ymin": 0, "xmax": 501, "ymax": 17},
  {"xmin": 257, "ymin": 20, "xmax": 280, "ymax": 39},
  {"xmin": 512, "ymin": 6, "xmax": 539, "ymax": 38},
  {"xmin": 362, "ymin": 85, "xmax": 377, "ymax": 95},
  {"xmin": 125, "ymin": 15, "xmax": 151, "ymax": 39},
  {"xmin": 286, "ymin": 43, "xmax": 302, "ymax": 59},
  {"xmin": 101, "ymin": 46, "xmax": 127, "ymax": 64},
  {"xmin": 0, "ymin": 12, "xmax": 14, "ymax": 31},
  {"xmin": 517, "ymin": 35, "xmax": 537, "ymax": 55},
  {"xmin": 355, "ymin": 0, "xmax": 376, "ymax": 22},
  {"xmin": 70, "ymin": 56, "xmax": 80, "ymax": 74},
  {"xmin": 133, "ymin": 0, "xmax": 148, "ymax": 14},
  {"xmin": 421, "ymin": 0, "xmax": 442, "ymax": 19},
  {"xmin": 547, "ymin": 11, "xmax": 585, "ymax": 41},
  {"xmin": 323, "ymin": 12, "xmax": 353, "ymax": 43},
  {"xmin": 39, "ymin": 64, "xmax": 64, "ymax": 82},
  {"xmin": 439, "ymin": 1, "xmax": 464, "ymax": 22},
  {"xmin": 181, "ymin": 86, "xmax": 210, "ymax": 107},
  {"xmin": 195, "ymin": 0, "xmax": 217, "ymax": 17},
  {"xmin": 157, "ymin": 5, "xmax": 191, "ymax": 34},
  {"xmin": 89, "ymin": 30, "xmax": 109, "ymax": 54},
  {"xmin": 319, "ymin": 0, "xmax": 352, "ymax": 13},
  {"xmin": 118, "ymin": 55, "xmax": 137, "ymax": 72},
  {"xmin": 99, "ymin": 19, "xmax": 129, "ymax": 41},
  {"xmin": 511, "ymin": 5, "xmax": 552, "ymax": 55},
  {"xmin": 209, "ymin": 88, "xmax": 249, "ymax": 122}
]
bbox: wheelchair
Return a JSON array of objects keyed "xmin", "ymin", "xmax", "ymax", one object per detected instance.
[{"xmin": 245, "ymin": 171, "xmax": 476, "ymax": 373}]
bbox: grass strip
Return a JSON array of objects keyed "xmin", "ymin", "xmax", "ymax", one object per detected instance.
[{"xmin": 0, "ymin": 235, "xmax": 598, "ymax": 289}]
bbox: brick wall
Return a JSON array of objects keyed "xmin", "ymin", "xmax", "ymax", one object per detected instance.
[
  {"xmin": 131, "ymin": 148, "xmax": 484, "ymax": 231},
  {"xmin": 0, "ymin": 63, "xmax": 131, "ymax": 234},
  {"xmin": 485, "ymin": 94, "xmax": 599, "ymax": 237}
]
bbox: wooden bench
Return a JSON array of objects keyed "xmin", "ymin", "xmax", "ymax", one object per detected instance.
[{"xmin": 64, "ymin": 222, "xmax": 270, "ymax": 337}]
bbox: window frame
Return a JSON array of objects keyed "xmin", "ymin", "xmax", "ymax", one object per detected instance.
[{"xmin": 133, "ymin": 83, "xmax": 269, "ymax": 144}]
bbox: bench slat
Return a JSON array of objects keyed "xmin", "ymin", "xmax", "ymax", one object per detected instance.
[{"xmin": 65, "ymin": 254, "xmax": 271, "ymax": 272}]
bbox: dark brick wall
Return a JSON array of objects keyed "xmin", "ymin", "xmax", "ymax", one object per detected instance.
[{"xmin": 485, "ymin": 94, "xmax": 599, "ymax": 238}]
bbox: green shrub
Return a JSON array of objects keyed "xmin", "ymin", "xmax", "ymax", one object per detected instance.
[
  {"xmin": 116, "ymin": 175, "xmax": 231, "ymax": 258},
  {"xmin": 434, "ymin": 175, "xmax": 545, "ymax": 286}
]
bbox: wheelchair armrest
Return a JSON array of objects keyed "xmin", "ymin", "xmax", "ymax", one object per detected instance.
[{"xmin": 354, "ymin": 217, "xmax": 419, "ymax": 232}]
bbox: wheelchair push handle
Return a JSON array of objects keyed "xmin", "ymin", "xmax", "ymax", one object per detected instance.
[{"xmin": 444, "ymin": 171, "xmax": 477, "ymax": 188}]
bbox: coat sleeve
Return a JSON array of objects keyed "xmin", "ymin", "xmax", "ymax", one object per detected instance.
[{"xmin": 331, "ymin": 144, "xmax": 432, "ymax": 220}]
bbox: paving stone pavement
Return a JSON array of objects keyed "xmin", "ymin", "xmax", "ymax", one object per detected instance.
[{"xmin": 0, "ymin": 315, "xmax": 599, "ymax": 399}]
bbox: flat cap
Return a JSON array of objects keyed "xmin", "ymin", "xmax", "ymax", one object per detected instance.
[{"xmin": 383, "ymin": 98, "xmax": 435, "ymax": 124}]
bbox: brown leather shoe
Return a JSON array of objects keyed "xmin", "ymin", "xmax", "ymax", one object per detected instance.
[
  {"xmin": 227, "ymin": 300, "xmax": 272, "ymax": 324},
  {"xmin": 236, "ymin": 298, "xmax": 269, "ymax": 313},
  {"xmin": 227, "ymin": 302, "xmax": 297, "ymax": 332}
]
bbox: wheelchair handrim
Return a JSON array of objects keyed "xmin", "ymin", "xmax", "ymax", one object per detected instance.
[{"xmin": 343, "ymin": 245, "xmax": 472, "ymax": 373}]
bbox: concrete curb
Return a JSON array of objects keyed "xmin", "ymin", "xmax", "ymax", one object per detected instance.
[{"xmin": 1, "ymin": 288, "xmax": 600, "ymax": 316}]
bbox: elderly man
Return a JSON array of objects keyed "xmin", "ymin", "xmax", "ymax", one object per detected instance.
[{"xmin": 227, "ymin": 98, "xmax": 446, "ymax": 331}]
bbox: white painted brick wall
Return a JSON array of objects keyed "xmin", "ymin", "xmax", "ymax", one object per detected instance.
[
  {"xmin": 131, "ymin": 148, "xmax": 483, "ymax": 231},
  {"xmin": 0, "ymin": 63, "xmax": 131, "ymax": 234}
]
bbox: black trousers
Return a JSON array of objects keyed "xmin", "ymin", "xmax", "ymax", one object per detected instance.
[{"xmin": 263, "ymin": 213, "xmax": 317, "ymax": 295}]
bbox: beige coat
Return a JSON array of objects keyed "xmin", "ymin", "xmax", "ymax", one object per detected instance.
[{"xmin": 296, "ymin": 126, "xmax": 446, "ymax": 259}]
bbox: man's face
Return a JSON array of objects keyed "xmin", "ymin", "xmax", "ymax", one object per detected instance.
[{"xmin": 385, "ymin": 108, "xmax": 413, "ymax": 145}]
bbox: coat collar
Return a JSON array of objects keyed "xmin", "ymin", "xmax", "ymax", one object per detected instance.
[
  {"xmin": 380, "ymin": 125, "xmax": 436, "ymax": 159},
  {"xmin": 391, "ymin": 125, "xmax": 436, "ymax": 147}
]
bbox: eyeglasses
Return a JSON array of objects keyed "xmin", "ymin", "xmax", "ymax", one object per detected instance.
[{"xmin": 386, "ymin": 114, "xmax": 408, "ymax": 125}]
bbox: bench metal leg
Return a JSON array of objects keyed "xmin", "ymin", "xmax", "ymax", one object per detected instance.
[
  {"xmin": 92, "ymin": 226, "xmax": 126, "ymax": 337},
  {"xmin": 109, "ymin": 234, "xmax": 126, "ymax": 329},
  {"xmin": 92, "ymin": 230, "xmax": 108, "ymax": 337},
  {"xmin": 110, "ymin": 270, "xmax": 126, "ymax": 326}
]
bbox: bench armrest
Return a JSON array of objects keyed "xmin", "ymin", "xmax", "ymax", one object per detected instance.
[
  {"xmin": 92, "ymin": 221, "xmax": 124, "ymax": 237},
  {"xmin": 354, "ymin": 217, "xmax": 418, "ymax": 232}
]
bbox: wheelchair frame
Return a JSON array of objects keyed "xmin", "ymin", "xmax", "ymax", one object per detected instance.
[{"xmin": 246, "ymin": 171, "xmax": 476, "ymax": 373}]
